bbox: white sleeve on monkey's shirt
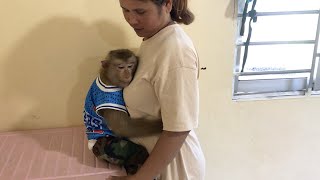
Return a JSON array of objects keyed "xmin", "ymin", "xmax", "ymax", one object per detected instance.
[{"xmin": 83, "ymin": 76, "xmax": 128, "ymax": 144}]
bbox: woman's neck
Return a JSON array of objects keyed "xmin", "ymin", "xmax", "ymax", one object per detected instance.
[{"xmin": 143, "ymin": 19, "xmax": 175, "ymax": 41}]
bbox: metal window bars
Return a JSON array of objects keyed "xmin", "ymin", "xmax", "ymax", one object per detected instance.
[{"xmin": 233, "ymin": 8, "xmax": 320, "ymax": 97}]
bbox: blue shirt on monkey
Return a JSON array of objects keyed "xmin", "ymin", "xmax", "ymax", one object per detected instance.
[{"xmin": 83, "ymin": 76, "xmax": 128, "ymax": 141}]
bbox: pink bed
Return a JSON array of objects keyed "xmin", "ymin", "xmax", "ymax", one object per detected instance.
[{"xmin": 0, "ymin": 126, "xmax": 125, "ymax": 180}]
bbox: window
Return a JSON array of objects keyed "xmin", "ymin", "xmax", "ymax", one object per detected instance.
[{"xmin": 233, "ymin": 0, "xmax": 320, "ymax": 100}]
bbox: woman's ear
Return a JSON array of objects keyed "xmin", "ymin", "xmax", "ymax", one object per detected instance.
[{"xmin": 164, "ymin": 0, "xmax": 173, "ymax": 13}]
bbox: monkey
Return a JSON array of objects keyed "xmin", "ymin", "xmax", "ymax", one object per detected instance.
[{"xmin": 83, "ymin": 49, "xmax": 162, "ymax": 175}]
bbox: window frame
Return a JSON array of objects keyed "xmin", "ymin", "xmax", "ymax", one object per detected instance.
[{"xmin": 233, "ymin": 3, "xmax": 320, "ymax": 100}]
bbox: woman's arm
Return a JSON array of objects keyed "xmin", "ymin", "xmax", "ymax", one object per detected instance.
[
  {"xmin": 102, "ymin": 109, "xmax": 163, "ymax": 137},
  {"xmin": 132, "ymin": 130, "xmax": 190, "ymax": 180}
]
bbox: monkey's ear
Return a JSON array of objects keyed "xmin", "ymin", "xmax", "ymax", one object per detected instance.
[{"xmin": 101, "ymin": 60, "xmax": 108, "ymax": 68}]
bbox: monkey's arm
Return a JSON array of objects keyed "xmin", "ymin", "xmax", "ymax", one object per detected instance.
[{"xmin": 102, "ymin": 109, "xmax": 163, "ymax": 137}]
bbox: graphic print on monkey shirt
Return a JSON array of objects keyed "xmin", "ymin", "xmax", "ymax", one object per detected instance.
[{"xmin": 83, "ymin": 76, "xmax": 128, "ymax": 140}]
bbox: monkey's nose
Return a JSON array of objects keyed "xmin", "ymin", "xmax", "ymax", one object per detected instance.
[{"xmin": 123, "ymin": 74, "xmax": 131, "ymax": 82}]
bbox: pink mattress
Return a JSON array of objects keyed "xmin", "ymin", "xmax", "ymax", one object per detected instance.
[{"xmin": 0, "ymin": 126, "xmax": 126, "ymax": 180}]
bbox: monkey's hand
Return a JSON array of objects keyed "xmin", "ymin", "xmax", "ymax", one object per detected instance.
[{"xmin": 102, "ymin": 109, "xmax": 162, "ymax": 137}]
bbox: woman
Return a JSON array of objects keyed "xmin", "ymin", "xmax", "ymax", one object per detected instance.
[{"xmin": 107, "ymin": 0, "xmax": 205, "ymax": 179}]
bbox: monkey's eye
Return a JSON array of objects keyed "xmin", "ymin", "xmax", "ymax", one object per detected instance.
[
  {"xmin": 128, "ymin": 65, "xmax": 133, "ymax": 68},
  {"xmin": 117, "ymin": 66, "xmax": 125, "ymax": 69}
]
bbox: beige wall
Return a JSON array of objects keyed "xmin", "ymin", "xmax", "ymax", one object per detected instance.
[{"xmin": 1, "ymin": 0, "xmax": 320, "ymax": 180}]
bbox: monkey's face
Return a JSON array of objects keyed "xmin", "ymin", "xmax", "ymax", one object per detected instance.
[{"xmin": 105, "ymin": 57, "xmax": 137, "ymax": 88}]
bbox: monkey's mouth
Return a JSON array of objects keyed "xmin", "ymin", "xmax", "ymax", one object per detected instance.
[
  {"xmin": 120, "ymin": 79, "xmax": 132, "ymax": 85},
  {"xmin": 119, "ymin": 81, "xmax": 130, "ymax": 88}
]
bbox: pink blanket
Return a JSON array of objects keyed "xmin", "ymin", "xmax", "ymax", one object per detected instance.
[{"xmin": 0, "ymin": 126, "xmax": 125, "ymax": 180}]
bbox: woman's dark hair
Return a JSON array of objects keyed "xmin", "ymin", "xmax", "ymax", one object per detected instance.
[{"xmin": 152, "ymin": 0, "xmax": 195, "ymax": 25}]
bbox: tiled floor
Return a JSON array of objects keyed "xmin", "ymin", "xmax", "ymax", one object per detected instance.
[{"xmin": 0, "ymin": 126, "xmax": 125, "ymax": 180}]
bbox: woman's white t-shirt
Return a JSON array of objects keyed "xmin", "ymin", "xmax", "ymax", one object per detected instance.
[{"xmin": 124, "ymin": 24, "xmax": 205, "ymax": 180}]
